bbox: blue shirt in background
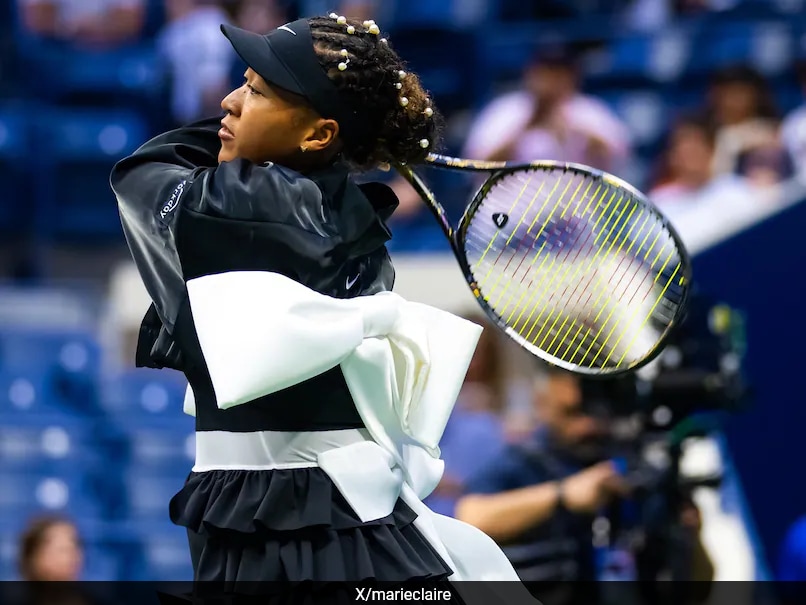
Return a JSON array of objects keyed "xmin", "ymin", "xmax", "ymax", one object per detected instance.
[{"xmin": 424, "ymin": 406, "xmax": 504, "ymax": 517}]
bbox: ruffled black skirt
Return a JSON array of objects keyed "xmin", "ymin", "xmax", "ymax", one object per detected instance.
[{"xmin": 169, "ymin": 467, "xmax": 454, "ymax": 583}]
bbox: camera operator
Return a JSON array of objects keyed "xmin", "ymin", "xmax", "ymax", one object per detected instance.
[{"xmin": 455, "ymin": 365, "xmax": 714, "ymax": 605}]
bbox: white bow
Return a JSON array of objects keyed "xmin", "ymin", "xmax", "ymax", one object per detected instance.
[{"xmin": 182, "ymin": 271, "xmax": 541, "ymax": 592}]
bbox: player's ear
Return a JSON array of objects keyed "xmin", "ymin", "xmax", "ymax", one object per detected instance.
[{"xmin": 302, "ymin": 118, "xmax": 339, "ymax": 154}]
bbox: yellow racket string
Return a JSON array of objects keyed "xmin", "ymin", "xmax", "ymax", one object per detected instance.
[
  {"xmin": 485, "ymin": 175, "xmax": 571, "ymax": 309},
  {"xmin": 475, "ymin": 180, "xmax": 549, "ymax": 298},
  {"xmin": 461, "ymin": 166, "xmax": 687, "ymax": 373},
  {"xmin": 525, "ymin": 191, "xmax": 628, "ymax": 344},
  {"xmin": 549, "ymin": 209, "xmax": 652, "ymax": 361},
  {"xmin": 471, "ymin": 175, "xmax": 534, "ymax": 272},
  {"xmin": 501, "ymin": 179, "xmax": 598, "ymax": 327},
  {"xmin": 491, "ymin": 175, "xmax": 586, "ymax": 319},
  {"xmin": 514, "ymin": 187, "xmax": 619, "ymax": 341},
  {"xmin": 539, "ymin": 203, "xmax": 639, "ymax": 357}
]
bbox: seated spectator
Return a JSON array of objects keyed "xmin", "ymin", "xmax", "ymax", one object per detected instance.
[
  {"xmin": 16, "ymin": 0, "xmax": 146, "ymax": 49},
  {"xmin": 649, "ymin": 114, "xmax": 760, "ymax": 250},
  {"xmin": 157, "ymin": 0, "xmax": 236, "ymax": 127},
  {"xmin": 705, "ymin": 64, "xmax": 782, "ymax": 178},
  {"xmin": 18, "ymin": 515, "xmax": 84, "ymax": 581},
  {"xmin": 461, "ymin": 44, "xmax": 632, "ymax": 175},
  {"xmin": 423, "ymin": 313, "xmax": 507, "ymax": 517}
]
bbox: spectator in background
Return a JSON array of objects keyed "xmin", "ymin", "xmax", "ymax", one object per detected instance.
[
  {"xmin": 157, "ymin": 0, "xmax": 236, "ymax": 127},
  {"xmin": 461, "ymin": 44, "xmax": 632, "ymax": 175},
  {"xmin": 16, "ymin": 0, "xmax": 146, "ymax": 49},
  {"xmin": 18, "ymin": 515, "xmax": 83, "ymax": 580},
  {"xmin": 455, "ymin": 367, "xmax": 630, "ymax": 605},
  {"xmin": 423, "ymin": 313, "xmax": 507, "ymax": 517},
  {"xmin": 456, "ymin": 366, "xmax": 713, "ymax": 605},
  {"xmin": 649, "ymin": 114, "xmax": 759, "ymax": 249},
  {"xmin": 780, "ymin": 59, "xmax": 806, "ymax": 185},
  {"xmin": 229, "ymin": 0, "xmax": 288, "ymax": 33},
  {"xmin": 705, "ymin": 64, "xmax": 782, "ymax": 178}
]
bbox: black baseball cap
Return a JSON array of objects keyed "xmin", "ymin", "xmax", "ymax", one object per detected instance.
[{"xmin": 221, "ymin": 19, "xmax": 370, "ymax": 147}]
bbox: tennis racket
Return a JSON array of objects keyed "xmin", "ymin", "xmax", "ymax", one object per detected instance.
[{"xmin": 395, "ymin": 154, "xmax": 692, "ymax": 377}]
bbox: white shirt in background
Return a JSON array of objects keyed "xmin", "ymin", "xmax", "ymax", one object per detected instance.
[
  {"xmin": 157, "ymin": 6, "xmax": 235, "ymax": 124},
  {"xmin": 462, "ymin": 90, "xmax": 632, "ymax": 173}
]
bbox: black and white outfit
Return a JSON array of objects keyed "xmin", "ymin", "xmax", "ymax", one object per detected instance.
[{"xmin": 110, "ymin": 17, "xmax": 538, "ymax": 605}]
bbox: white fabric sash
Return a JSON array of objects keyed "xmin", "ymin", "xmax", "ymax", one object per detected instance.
[{"xmin": 183, "ymin": 271, "xmax": 541, "ymax": 601}]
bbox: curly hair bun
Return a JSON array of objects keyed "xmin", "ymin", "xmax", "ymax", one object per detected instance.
[{"xmin": 310, "ymin": 15, "xmax": 444, "ymax": 171}]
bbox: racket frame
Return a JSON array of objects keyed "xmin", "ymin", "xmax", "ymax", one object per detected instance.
[{"xmin": 396, "ymin": 154, "xmax": 693, "ymax": 377}]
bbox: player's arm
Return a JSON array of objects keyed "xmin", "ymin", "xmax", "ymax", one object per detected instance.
[{"xmin": 109, "ymin": 118, "xmax": 331, "ymax": 329}]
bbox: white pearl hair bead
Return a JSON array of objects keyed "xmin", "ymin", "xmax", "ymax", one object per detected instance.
[
  {"xmin": 424, "ymin": 107, "xmax": 433, "ymax": 117},
  {"xmin": 337, "ymin": 15, "xmax": 347, "ymax": 24},
  {"xmin": 398, "ymin": 70, "xmax": 406, "ymax": 79},
  {"xmin": 329, "ymin": 12, "xmax": 338, "ymax": 18},
  {"xmin": 338, "ymin": 62, "xmax": 348, "ymax": 71},
  {"xmin": 395, "ymin": 82, "xmax": 402, "ymax": 89},
  {"xmin": 363, "ymin": 20, "xmax": 373, "ymax": 27},
  {"xmin": 380, "ymin": 38, "xmax": 388, "ymax": 44},
  {"xmin": 419, "ymin": 139, "xmax": 429, "ymax": 148},
  {"xmin": 340, "ymin": 49, "xmax": 348, "ymax": 57},
  {"xmin": 399, "ymin": 97, "xmax": 409, "ymax": 107},
  {"xmin": 368, "ymin": 24, "xmax": 380, "ymax": 34},
  {"xmin": 347, "ymin": 25, "xmax": 355, "ymax": 34}
]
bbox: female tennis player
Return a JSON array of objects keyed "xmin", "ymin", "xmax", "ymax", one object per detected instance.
[{"xmin": 111, "ymin": 14, "xmax": 537, "ymax": 600}]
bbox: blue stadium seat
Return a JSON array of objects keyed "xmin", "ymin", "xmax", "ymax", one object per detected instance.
[
  {"xmin": 686, "ymin": 21, "xmax": 794, "ymax": 78},
  {"xmin": 587, "ymin": 30, "xmax": 692, "ymax": 88},
  {"xmin": 8, "ymin": 0, "xmax": 163, "ymax": 105},
  {"xmin": 598, "ymin": 90, "xmax": 669, "ymax": 152},
  {"xmin": 121, "ymin": 470, "xmax": 188, "ymax": 522},
  {"xmin": 32, "ymin": 108, "xmax": 149, "ymax": 243},
  {"xmin": 115, "ymin": 520, "xmax": 192, "ymax": 581},
  {"xmin": 100, "ymin": 367, "xmax": 189, "ymax": 419},
  {"xmin": 44, "ymin": 45, "xmax": 163, "ymax": 102},
  {"xmin": 0, "ymin": 528, "xmax": 19, "ymax": 580},
  {"xmin": 0, "ymin": 326, "xmax": 101, "ymax": 375},
  {"xmin": 0, "ymin": 326, "xmax": 102, "ymax": 415},
  {"xmin": 384, "ymin": 28, "xmax": 479, "ymax": 113},
  {"xmin": 0, "ymin": 415, "xmax": 100, "ymax": 474},
  {"xmin": 0, "ymin": 368, "xmax": 68, "ymax": 415},
  {"xmin": 474, "ymin": 26, "xmax": 539, "ymax": 103},
  {"xmin": 0, "ymin": 472, "xmax": 104, "ymax": 525},
  {"xmin": 126, "ymin": 421, "xmax": 194, "ymax": 470},
  {"xmin": 82, "ymin": 544, "xmax": 122, "ymax": 581},
  {"xmin": 0, "ymin": 104, "xmax": 32, "ymax": 235},
  {"xmin": 388, "ymin": 2, "xmax": 462, "ymax": 28}
]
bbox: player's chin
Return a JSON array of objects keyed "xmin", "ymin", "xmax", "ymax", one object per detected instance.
[{"xmin": 217, "ymin": 146, "xmax": 237, "ymax": 164}]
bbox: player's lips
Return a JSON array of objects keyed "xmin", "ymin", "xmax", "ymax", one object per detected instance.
[{"xmin": 219, "ymin": 121, "xmax": 235, "ymax": 141}]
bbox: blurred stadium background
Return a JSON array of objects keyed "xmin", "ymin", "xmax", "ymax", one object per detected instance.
[{"xmin": 1, "ymin": 0, "xmax": 806, "ymax": 588}]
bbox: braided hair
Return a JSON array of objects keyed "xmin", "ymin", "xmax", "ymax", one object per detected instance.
[{"xmin": 309, "ymin": 15, "xmax": 443, "ymax": 171}]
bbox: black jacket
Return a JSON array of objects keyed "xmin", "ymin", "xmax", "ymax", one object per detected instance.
[{"xmin": 110, "ymin": 117, "xmax": 398, "ymax": 432}]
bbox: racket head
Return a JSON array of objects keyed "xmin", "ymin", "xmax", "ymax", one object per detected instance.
[{"xmin": 454, "ymin": 160, "xmax": 692, "ymax": 377}]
